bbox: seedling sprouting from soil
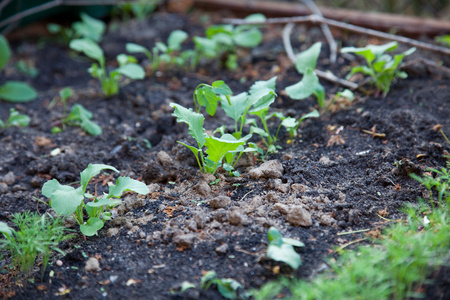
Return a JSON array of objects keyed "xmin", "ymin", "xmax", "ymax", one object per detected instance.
[
  {"xmin": 49, "ymin": 87, "xmax": 102, "ymax": 135},
  {"xmin": 0, "ymin": 108, "xmax": 30, "ymax": 129},
  {"xmin": 69, "ymin": 38, "xmax": 145, "ymax": 96},
  {"xmin": 285, "ymin": 42, "xmax": 326, "ymax": 108},
  {"xmin": 0, "ymin": 212, "xmax": 73, "ymax": 280},
  {"xmin": 341, "ymin": 41, "xmax": 416, "ymax": 97},
  {"xmin": 126, "ymin": 30, "xmax": 189, "ymax": 71},
  {"xmin": 42, "ymin": 164, "xmax": 149, "ymax": 236},
  {"xmin": 0, "ymin": 35, "xmax": 37, "ymax": 103},
  {"xmin": 200, "ymin": 270, "xmax": 244, "ymax": 300},
  {"xmin": 193, "ymin": 80, "xmax": 233, "ymax": 115},
  {"xmin": 170, "ymin": 103, "xmax": 251, "ymax": 175},
  {"xmin": 192, "ymin": 14, "xmax": 265, "ymax": 70},
  {"xmin": 47, "ymin": 12, "xmax": 106, "ymax": 44},
  {"xmin": 266, "ymin": 227, "xmax": 304, "ymax": 269}
]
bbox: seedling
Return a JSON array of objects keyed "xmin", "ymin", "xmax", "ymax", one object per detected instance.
[
  {"xmin": 0, "ymin": 35, "xmax": 37, "ymax": 103},
  {"xmin": 341, "ymin": 41, "xmax": 416, "ymax": 97},
  {"xmin": 193, "ymin": 80, "xmax": 233, "ymax": 115},
  {"xmin": 126, "ymin": 30, "xmax": 189, "ymax": 71},
  {"xmin": 50, "ymin": 88, "xmax": 101, "ymax": 135},
  {"xmin": 170, "ymin": 103, "xmax": 251, "ymax": 175},
  {"xmin": 285, "ymin": 42, "xmax": 326, "ymax": 107},
  {"xmin": 69, "ymin": 38, "xmax": 145, "ymax": 96},
  {"xmin": 326, "ymin": 89, "xmax": 355, "ymax": 112},
  {"xmin": 192, "ymin": 14, "xmax": 265, "ymax": 70},
  {"xmin": 113, "ymin": 0, "xmax": 157, "ymax": 20},
  {"xmin": 15, "ymin": 60, "xmax": 39, "ymax": 78},
  {"xmin": 280, "ymin": 110, "xmax": 320, "ymax": 139},
  {"xmin": 0, "ymin": 212, "xmax": 73, "ymax": 279},
  {"xmin": 266, "ymin": 227, "xmax": 304, "ymax": 269},
  {"xmin": 47, "ymin": 12, "xmax": 106, "ymax": 43},
  {"xmin": 200, "ymin": 270, "xmax": 244, "ymax": 300},
  {"xmin": 0, "ymin": 108, "xmax": 30, "ymax": 129},
  {"xmin": 42, "ymin": 164, "xmax": 149, "ymax": 236}
]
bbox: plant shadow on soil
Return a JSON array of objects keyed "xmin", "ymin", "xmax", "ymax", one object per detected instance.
[{"xmin": 0, "ymin": 10, "xmax": 450, "ymax": 300}]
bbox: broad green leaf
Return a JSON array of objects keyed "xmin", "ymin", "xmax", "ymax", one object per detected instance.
[
  {"xmin": 0, "ymin": 81, "xmax": 37, "ymax": 102},
  {"xmin": 6, "ymin": 108, "xmax": 30, "ymax": 127},
  {"xmin": 167, "ymin": 30, "xmax": 188, "ymax": 51},
  {"xmin": 233, "ymin": 28, "xmax": 262, "ymax": 48},
  {"xmin": 204, "ymin": 134, "xmax": 246, "ymax": 164},
  {"xmin": 206, "ymin": 24, "xmax": 234, "ymax": 38},
  {"xmin": 107, "ymin": 176, "xmax": 149, "ymax": 198},
  {"xmin": 180, "ymin": 281, "xmax": 196, "ymax": 293},
  {"xmin": 69, "ymin": 38, "xmax": 104, "ymax": 64},
  {"xmin": 0, "ymin": 35, "xmax": 11, "ymax": 70},
  {"xmin": 59, "ymin": 87, "xmax": 73, "ymax": 102},
  {"xmin": 170, "ymin": 103, "xmax": 206, "ymax": 147},
  {"xmin": 268, "ymin": 227, "xmax": 284, "ymax": 246},
  {"xmin": 126, "ymin": 43, "xmax": 151, "ymax": 57},
  {"xmin": 193, "ymin": 36, "xmax": 218, "ymax": 58},
  {"xmin": 341, "ymin": 42, "xmax": 398, "ymax": 64},
  {"xmin": 281, "ymin": 117, "xmax": 298, "ymax": 129},
  {"xmin": 211, "ymin": 80, "xmax": 232, "ymax": 96},
  {"xmin": 115, "ymin": 63, "xmax": 145, "ymax": 79},
  {"xmin": 80, "ymin": 217, "xmax": 104, "ymax": 236},
  {"xmin": 299, "ymin": 109, "xmax": 320, "ymax": 122},
  {"xmin": 285, "ymin": 68, "xmax": 319, "ymax": 100},
  {"xmin": 196, "ymin": 86, "xmax": 220, "ymax": 116},
  {"xmin": 86, "ymin": 198, "xmax": 122, "ymax": 207},
  {"xmin": 216, "ymin": 278, "xmax": 243, "ymax": 299},
  {"xmin": 250, "ymin": 126, "xmax": 268, "ymax": 137},
  {"xmin": 282, "ymin": 237, "xmax": 305, "ymax": 248},
  {"xmin": 249, "ymin": 76, "xmax": 277, "ymax": 95},
  {"xmin": 200, "ymin": 270, "xmax": 218, "ymax": 289},
  {"xmin": 221, "ymin": 92, "xmax": 249, "ymax": 123},
  {"xmin": 79, "ymin": 113, "xmax": 102, "ymax": 136},
  {"xmin": 0, "ymin": 221, "xmax": 14, "ymax": 238},
  {"xmin": 67, "ymin": 104, "xmax": 93, "ymax": 121},
  {"xmin": 267, "ymin": 243, "xmax": 302, "ymax": 269},
  {"xmin": 211, "ymin": 32, "xmax": 233, "ymax": 46},
  {"xmin": 80, "ymin": 164, "xmax": 119, "ymax": 193},
  {"xmin": 43, "ymin": 181, "xmax": 84, "ymax": 215},
  {"xmin": 337, "ymin": 89, "xmax": 354, "ymax": 101},
  {"xmin": 116, "ymin": 54, "xmax": 137, "ymax": 66},
  {"xmin": 73, "ymin": 12, "xmax": 106, "ymax": 42},
  {"xmin": 236, "ymin": 13, "xmax": 266, "ymax": 31},
  {"xmin": 155, "ymin": 42, "xmax": 167, "ymax": 53},
  {"xmin": 248, "ymin": 90, "xmax": 276, "ymax": 113},
  {"xmin": 295, "ymin": 42, "xmax": 321, "ymax": 74}
]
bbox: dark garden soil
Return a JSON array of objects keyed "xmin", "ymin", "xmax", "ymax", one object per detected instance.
[{"xmin": 1, "ymin": 7, "xmax": 450, "ymax": 300}]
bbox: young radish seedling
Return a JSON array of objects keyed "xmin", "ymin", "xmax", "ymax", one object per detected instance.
[
  {"xmin": 266, "ymin": 226, "xmax": 304, "ymax": 269},
  {"xmin": 193, "ymin": 80, "xmax": 233, "ymax": 115},
  {"xmin": 285, "ymin": 42, "xmax": 325, "ymax": 108},
  {"xmin": 69, "ymin": 38, "xmax": 145, "ymax": 96},
  {"xmin": 341, "ymin": 41, "xmax": 415, "ymax": 97},
  {"xmin": 0, "ymin": 108, "xmax": 30, "ymax": 129},
  {"xmin": 42, "ymin": 164, "xmax": 149, "ymax": 236}
]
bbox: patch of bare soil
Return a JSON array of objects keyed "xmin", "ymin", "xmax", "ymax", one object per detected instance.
[{"xmin": 0, "ymin": 9, "xmax": 449, "ymax": 300}]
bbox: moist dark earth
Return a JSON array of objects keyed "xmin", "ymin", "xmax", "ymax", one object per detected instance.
[{"xmin": 1, "ymin": 8, "xmax": 450, "ymax": 300}]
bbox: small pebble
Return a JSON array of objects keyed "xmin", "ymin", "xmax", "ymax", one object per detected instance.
[{"xmin": 56, "ymin": 260, "xmax": 63, "ymax": 267}]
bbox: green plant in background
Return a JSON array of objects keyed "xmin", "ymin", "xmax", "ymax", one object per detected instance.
[
  {"xmin": 266, "ymin": 227, "xmax": 304, "ymax": 269},
  {"xmin": 0, "ymin": 212, "xmax": 73, "ymax": 279},
  {"xmin": 69, "ymin": 38, "xmax": 145, "ymax": 96},
  {"xmin": 126, "ymin": 30, "xmax": 189, "ymax": 71},
  {"xmin": 0, "ymin": 108, "xmax": 30, "ymax": 129},
  {"xmin": 285, "ymin": 42, "xmax": 326, "ymax": 108},
  {"xmin": 112, "ymin": 0, "xmax": 157, "ymax": 21},
  {"xmin": 341, "ymin": 41, "xmax": 415, "ymax": 97},
  {"xmin": 200, "ymin": 270, "xmax": 244, "ymax": 300},
  {"xmin": 15, "ymin": 60, "xmax": 39, "ymax": 78},
  {"xmin": 192, "ymin": 14, "xmax": 266, "ymax": 70},
  {"xmin": 47, "ymin": 12, "xmax": 106, "ymax": 44},
  {"xmin": 50, "ymin": 87, "xmax": 102, "ymax": 136},
  {"xmin": 435, "ymin": 35, "xmax": 450, "ymax": 48},
  {"xmin": 0, "ymin": 35, "xmax": 37, "ymax": 103},
  {"xmin": 42, "ymin": 164, "xmax": 149, "ymax": 236}
]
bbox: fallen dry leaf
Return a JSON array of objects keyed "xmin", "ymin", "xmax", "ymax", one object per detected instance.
[
  {"xmin": 327, "ymin": 135, "xmax": 345, "ymax": 147},
  {"xmin": 34, "ymin": 136, "xmax": 53, "ymax": 147}
]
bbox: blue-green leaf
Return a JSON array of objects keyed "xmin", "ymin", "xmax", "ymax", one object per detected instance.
[
  {"xmin": 80, "ymin": 217, "xmax": 104, "ymax": 236},
  {"xmin": 170, "ymin": 103, "xmax": 206, "ymax": 147},
  {"xmin": 295, "ymin": 42, "xmax": 321, "ymax": 74},
  {"xmin": 80, "ymin": 164, "xmax": 119, "ymax": 193},
  {"xmin": 107, "ymin": 176, "xmax": 149, "ymax": 198},
  {"xmin": 0, "ymin": 81, "xmax": 37, "ymax": 103}
]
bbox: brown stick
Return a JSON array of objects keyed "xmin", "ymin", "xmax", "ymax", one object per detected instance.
[
  {"xmin": 193, "ymin": 0, "xmax": 450, "ymax": 37},
  {"xmin": 224, "ymin": 15, "xmax": 450, "ymax": 57}
]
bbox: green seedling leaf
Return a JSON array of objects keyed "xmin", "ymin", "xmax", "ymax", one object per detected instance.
[
  {"xmin": 216, "ymin": 278, "xmax": 243, "ymax": 300},
  {"xmin": 72, "ymin": 13, "xmax": 106, "ymax": 42},
  {"xmin": 42, "ymin": 180, "xmax": 84, "ymax": 215},
  {"xmin": 248, "ymin": 89, "xmax": 276, "ymax": 113},
  {"xmin": 295, "ymin": 42, "xmax": 322, "ymax": 74},
  {"xmin": 79, "ymin": 113, "xmax": 102, "ymax": 136},
  {"xmin": 281, "ymin": 117, "xmax": 297, "ymax": 130},
  {"xmin": 193, "ymin": 36, "xmax": 218, "ymax": 58},
  {"xmin": 338, "ymin": 89, "xmax": 354, "ymax": 101},
  {"xmin": 59, "ymin": 87, "xmax": 73, "ymax": 102},
  {"xmin": 115, "ymin": 63, "xmax": 145, "ymax": 79},
  {"xmin": 204, "ymin": 134, "xmax": 247, "ymax": 173},
  {"xmin": 0, "ymin": 221, "xmax": 14, "ymax": 239},
  {"xmin": 80, "ymin": 164, "xmax": 119, "ymax": 193},
  {"xmin": 86, "ymin": 198, "xmax": 122, "ymax": 208},
  {"xmin": 211, "ymin": 80, "xmax": 233, "ymax": 96},
  {"xmin": 196, "ymin": 86, "xmax": 220, "ymax": 116},
  {"xmin": 250, "ymin": 126, "xmax": 269, "ymax": 137},
  {"xmin": 168, "ymin": 30, "xmax": 188, "ymax": 51},
  {"xmin": 267, "ymin": 227, "xmax": 304, "ymax": 269},
  {"xmin": 0, "ymin": 81, "xmax": 37, "ymax": 102},
  {"xmin": 69, "ymin": 38, "xmax": 104, "ymax": 64},
  {"xmin": 170, "ymin": 103, "xmax": 206, "ymax": 147},
  {"xmin": 285, "ymin": 68, "xmax": 319, "ymax": 100},
  {"xmin": 314, "ymin": 82, "xmax": 326, "ymax": 107},
  {"xmin": 233, "ymin": 28, "xmax": 262, "ymax": 48},
  {"xmin": 221, "ymin": 92, "xmax": 248, "ymax": 123},
  {"xmin": 117, "ymin": 54, "xmax": 137, "ymax": 66},
  {"xmin": 341, "ymin": 41, "xmax": 397, "ymax": 64},
  {"xmin": 0, "ymin": 35, "xmax": 11, "ymax": 70},
  {"xmin": 5, "ymin": 108, "xmax": 30, "ymax": 127},
  {"xmin": 80, "ymin": 217, "xmax": 104, "ymax": 236},
  {"xmin": 107, "ymin": 176, "xmax": 149, "ymax": 198},
  {"xmin": 249, "ymin": 76, "xmax": 277, "ymax": 95},
  {"xmin": 126, "ymin": 43, "xmax": 151, "ymax": 58},
  {"xmin": 66, "ymin": 104, "xmax": 102, "ymax": 135}
]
